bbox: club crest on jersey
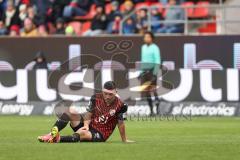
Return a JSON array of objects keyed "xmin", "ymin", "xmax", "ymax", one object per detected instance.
[
  {"xmin": 109, "ymin": 109, "xmax": 116, "ymax": 116},
  {"xmin": 96, "ymin": 115, "xmax": 108, "ymax": 124}
]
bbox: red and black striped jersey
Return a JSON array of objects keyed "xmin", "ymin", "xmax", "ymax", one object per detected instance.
[{"xmin": 87, "ymin": 93, "xmax": 127, "ymax": 141}]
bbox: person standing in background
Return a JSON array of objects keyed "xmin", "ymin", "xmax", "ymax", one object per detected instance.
[
  {"xmin": 139, "ymin": 32, "xmax": 161, "ymax": 116},
  {"xmin": 83, "ymin": 5, "xmax": 107, "ymax": 36},
  {"xmin": 2, "ymin": 0, "xmax": 21, "ymax": 29},
  {"xmin": 33, "ymin": 51, "xmax": 48, "ymax": 69}
]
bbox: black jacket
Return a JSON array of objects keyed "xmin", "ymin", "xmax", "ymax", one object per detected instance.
[
  {"xmin": 33, "ymin": 51, "xmax": 48, "ymax": 69},
  {"xmin": 91, "ymin": 14, "xmax": 107, "ymax": 30},
  {"xmin": 2, "ymin": 9, "xmax": 21, "ymax": 28}
]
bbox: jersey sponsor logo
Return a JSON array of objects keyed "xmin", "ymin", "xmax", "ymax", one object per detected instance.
[
  {"xmin": 95, "ymin": 115, "xmax": 109, "ymax": 124},
  {"xmin": 109, "ymin": 109, "xmax": 116, "ymax": 116},
  {"xmin": 94, "ymin": 132, "xmax": 100, "ymax": 139}
]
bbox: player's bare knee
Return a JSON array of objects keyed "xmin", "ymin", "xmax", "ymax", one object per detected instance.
[
  {"xmin": 76, "ymin": 129, "xmax": 86, "ymax": 137},
  {"xmin": 69, "ymin": 107, "xmax": 78, "ymax": 114}
]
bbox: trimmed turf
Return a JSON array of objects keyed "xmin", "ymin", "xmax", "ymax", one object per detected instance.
[{"xmin": 0, "ymin": 116, "xmax": 239, "ymax": 160}]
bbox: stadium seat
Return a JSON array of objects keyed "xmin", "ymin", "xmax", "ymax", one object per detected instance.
[
  {"xmin": 21, "ymin": 0, "xmax": 30, "ymax": 5},
  {"xmin": 80, "ymin": 21, "xmax": 91, "ymax": 35},
  {"xmin": 181, "ymin": 2, "xmax": 194, "ymax": 18},
  {"xmin": 135, "ymin": 2, "xmax": 150, "ymax": 10},
  {"xmin": 73, "ymin": 4, "xmax": 96, "ymax": 21},
  {"xmin": 192, "ymin": 1, "xmax": 210, "ymax": 18},
  {"xmin": 105, "ymin": 3, "xmax": 112, "ymax": 15},
  {"xmin": 198, "ymin": 17, "xmax": 216, "ymax": 34},
  {"xmin": 198, "ymin": 23, "xmax": 216, "ymax": 34}
]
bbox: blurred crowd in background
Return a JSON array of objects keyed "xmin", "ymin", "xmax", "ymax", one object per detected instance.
[{"xmin": 0, "ymin": 0, "xmax": 221, "ymax": 37}]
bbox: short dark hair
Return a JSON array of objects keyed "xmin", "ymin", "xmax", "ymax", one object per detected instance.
[
  {"xmin": 103, "ymin": 81, "xmax": 116, "ymax": 90},
  {"xmin": 144, "ymin": 31, "xmax": 155, "ymax": 40}
]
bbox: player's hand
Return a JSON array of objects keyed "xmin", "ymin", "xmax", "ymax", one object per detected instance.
[
  {"xmin": 123, "ymin": 139, "xmax": 135, "ymax": 143},
  {"xmin": 80, "ymin": 126, "xmax": 89, "ymax": 131}
]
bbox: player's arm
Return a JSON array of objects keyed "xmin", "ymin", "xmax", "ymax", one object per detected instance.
[
  {"xmin": 117, "ymin": 103, "xmax": 135, "ymax": 143},
  {"xmin": 82, "ymin": 112, "xmax": 92, "ymax": 130},
  {"xmin": 118, "ymin": 120, "xmax": 134, "ymax": 143},
  {"xmin": 82, "ymin": 95, "xmax": 95, "ymax": 130},
  {"xmin": 118, "ymin": 120, "xmax": 127, "ymax": 142}
]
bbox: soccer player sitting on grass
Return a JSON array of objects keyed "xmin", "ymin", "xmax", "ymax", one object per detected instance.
[{"xmin": 38, "ymin": 81, "xmax": 134, "ymax": 143}]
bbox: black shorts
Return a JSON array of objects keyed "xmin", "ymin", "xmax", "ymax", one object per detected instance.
[
  {"xmin": 70, "ymin": 122, "xmax": 105, "ymax": 142},
  {"xmin": 141, "ymin": 69, "xmax": 157, "ymax": 86},
  {"xmin": 140, "ymin": 69, "xmax": 157, "ymax": 98}
]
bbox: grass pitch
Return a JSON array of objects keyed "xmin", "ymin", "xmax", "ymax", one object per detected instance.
[{"xmin": 0, "ymin": 116, "xmax": 240, "ymax": 160}]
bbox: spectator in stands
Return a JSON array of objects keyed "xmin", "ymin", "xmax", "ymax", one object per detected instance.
[
  {"xmin": 63, "ymin": 0, "xmax": 92, "ymax": 19},
  {"xmin": 27, "ymin": 5, "xmax": 45, "ymax": 26},
  {"xmin": 65, "ymin": 25, "xmax": 75, "ymax": 36},
  {"xmin": 54, "ymin": 17, "xmax": 65, "ymax": 35},
  {"xmin": 151, "ymin": 7, "xmax": 163, "ymax": 33},
  {"xmin": 0, "ymin": 0, "xmax": 7, "ymax": 18},
  {"xmin": 123, "ymin": 17, "xmax": 136, "ymax": 34},
  {"xmin": 27, "ymin": 5, "xmax": 36, "ymax": 19},
  {"xmin": 107, "ymin": 13, "xmax": 122, "ymax": 34},
  {"xmin": 107, "ymin": 1, "xmax": 121, "ymax": 23},
  {"xmin": 157, "ymin": 0, "xmax": 185, "ymax": 33},
  {"xmin": 0, "ymin": 20, "xmax": 7, "ymax": 35},
  {"xmin": 47, "ymin": 0, "xmax": 71, "ymax": 23},
  {"xmin": 106, "ymin": 1, "xmax": 122, "ymax": 34},
  {"xmin": 20, "ymin": 17, "xmax": 38, "ymax": 37},
  {"xmin": 9, "ymin": 24, "xmax": 20, "ymax": 36},
  {"xmin": 31, "ymin": 0, "xmax": 51, "ymax": 16},
  {"xmin": 83, "ymin": 5, "xmax": 107, "ymax": 36},
  {"xmin": 18, "ymin": 4, "xmax": 27, "ymax": 25},
  {"xmin": 33, "ymin": 51, "xmax": 48, "ymax": 69},
  {"xmin": 2, "ymin": 0, "xmax": 20, "ymax": 28},
  {"xmin": 38, "ymin": 25, "xmax": 48, "ymax": 36},
  {"xmin": 121, "ymin": 0, "xmax": 134, "ymax": 17},
  {"xmin": 136, "ymin": 8, "xmax": 148, "ymax": 34},
  {"xmin": 0, "ymin": 0, "xmax": 191, "ymax": 36}
]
